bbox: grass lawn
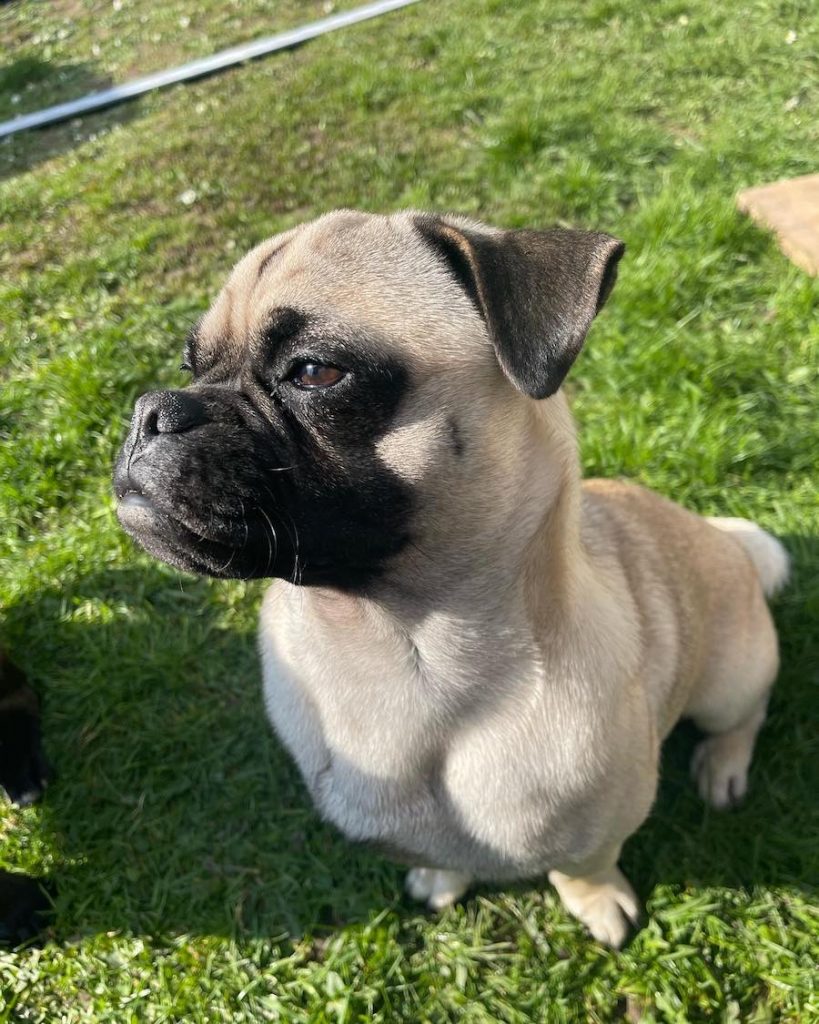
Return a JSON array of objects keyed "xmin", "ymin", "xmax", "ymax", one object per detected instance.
[{"xmin": 1, "ymin": 0, "xmax": 817, "ymax": 1019}]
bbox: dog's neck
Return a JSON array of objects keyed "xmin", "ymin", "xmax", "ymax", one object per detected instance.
[{"xmin": 306, "ymin": 391, "xmax": 588, "ymax": 637}]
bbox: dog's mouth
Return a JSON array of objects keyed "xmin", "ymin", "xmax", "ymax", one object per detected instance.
[
  {"xmin": 115, "ymin": 482, "xmax": 267, "ymax": 578},
  {"xmin": 118, "ymin": 488, "xmax": 153, "ymax": 510}
]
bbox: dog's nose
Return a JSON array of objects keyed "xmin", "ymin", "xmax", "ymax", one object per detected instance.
[{"xmin": 135, "ymin": 390, "xmax": 209, "ymax": 438}]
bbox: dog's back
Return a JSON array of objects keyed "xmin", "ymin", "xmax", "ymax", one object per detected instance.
[{"xmin": 580, "ymin": 478, "xmax": 783, "ymax": 738}]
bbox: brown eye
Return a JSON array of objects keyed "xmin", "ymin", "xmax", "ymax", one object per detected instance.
[{"xmin": 290, "ymin": 362, "xmax": 345, "ymax": 388}]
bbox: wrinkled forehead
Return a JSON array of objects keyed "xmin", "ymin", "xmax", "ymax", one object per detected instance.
[{"xmin": 196, "ymin": 211, "xmax": 482, "ymax": 364}]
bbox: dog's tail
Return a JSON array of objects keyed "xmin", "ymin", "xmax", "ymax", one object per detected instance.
[{"xmin": 707, "ymin": 517, "xmax": 790, "ymax": 598}]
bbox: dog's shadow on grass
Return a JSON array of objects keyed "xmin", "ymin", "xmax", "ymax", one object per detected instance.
[
  {"xmin": 3, "ymin": 531, "xmax": 816, "ymax": 944},
  {"xmin": 3, "ymin": 563, "xmax": 398, "ymax": 943}
]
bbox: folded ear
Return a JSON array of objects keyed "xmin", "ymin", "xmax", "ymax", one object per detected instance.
[{"xmin": 415, "ymin": 215, "xmax": 625, "ymax": 399}]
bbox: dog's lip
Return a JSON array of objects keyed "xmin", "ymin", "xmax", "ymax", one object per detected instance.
[
  {"xmin": 116, "ymin": 488, "xmax": 242, "ymax": 557},
  {"xmin": 118, "ymin": 489, "xmax": 153, "ymax": 509},
  {"xmin": 115, "ymin": 494, "xmax": 254, "ymax": 577}
]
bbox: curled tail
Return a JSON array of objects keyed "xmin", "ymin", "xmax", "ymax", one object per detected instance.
[{"xmin": 707, "ymin": 517, "xmax": 790, "ymax": 597}]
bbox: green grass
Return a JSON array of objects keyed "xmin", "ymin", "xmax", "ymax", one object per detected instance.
[{"xmin": 1, "ymin": 0, "xmax": 817, "ymax": 1019}]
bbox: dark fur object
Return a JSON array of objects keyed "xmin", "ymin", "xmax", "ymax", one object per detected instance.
[
  {"xmin": 0, "ymin": 650, "xmax": 52, "ymax": 945},
  {"xmin": 0, "ymin": 870, "xmax": 52, "ymax": 946},
  {"xmin": 0, "ymin": 650, "xmax": 48, "ymax": 806}
]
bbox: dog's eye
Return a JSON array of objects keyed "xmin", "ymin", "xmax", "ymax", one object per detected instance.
[{"xmin": 289, "ymin": 362, "xmax": 345, "ymax": 389}]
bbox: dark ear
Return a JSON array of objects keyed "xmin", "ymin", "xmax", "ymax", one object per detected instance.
[{"xmin": 415, "ymin": 215, "xmax": 625, "ymax": 398}]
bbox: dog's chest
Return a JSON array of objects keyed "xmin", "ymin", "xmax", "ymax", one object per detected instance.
[
  {"xmin": 261, "ymin": 598, "xmax": 462, "ymax": 804},
  {"xmin": 261, "ymin": 641, "xmax": 452, "ymax": 854},
  {"xmin": 258, "ymin": 586, "xmax": 597, "ymax": 873}
]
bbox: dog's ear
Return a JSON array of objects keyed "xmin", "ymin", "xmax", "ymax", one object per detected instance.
[{"xmin": 415, "ymin": 215, "xmax": 625, "ymax": 399}]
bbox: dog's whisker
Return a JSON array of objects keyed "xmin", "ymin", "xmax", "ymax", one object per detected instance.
[
  {"xmin": 255, "ymin": 482, "xmax": 301, "ymax": 582},
  {"xmin": 214, "ymin": 496, "xmax": 250, "ymax": 576},
  {"xmin": 240, "ymin": 498, "xmax": 250, "ymax": 553},
  {"xmin": 255, "ymin": 503, "xmax": 279, "ymax": 574}
]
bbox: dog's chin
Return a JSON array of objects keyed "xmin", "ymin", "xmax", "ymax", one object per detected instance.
[
  {"xmin": 116, "ymin": 490, "xmax": 399, "ymax": 589},
  {"xmin": 116, "ymin": 492, "xmax": 259, "ymax": 579}
]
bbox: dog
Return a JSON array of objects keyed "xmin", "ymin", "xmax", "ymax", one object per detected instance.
[{"xmin": 114, "ymin": 211, "xmax": 788, "ymax": 947}]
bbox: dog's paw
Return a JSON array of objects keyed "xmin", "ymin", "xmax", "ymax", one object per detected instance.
[
  {"xmin": 549, "ymin": 866, "xmax": 640, "ymax": 949},
  {"xmin": 405, "ymin": 867, "xmax": 471, "ymax": 911},
  {"xmin": 691, "ymin": 735, "xmax": 751, "ymax": 810}
]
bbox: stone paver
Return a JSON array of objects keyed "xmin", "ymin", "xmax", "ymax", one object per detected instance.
[{"xmin": 737, "ymin": 173, "xmax": 819, "ymax": 276}]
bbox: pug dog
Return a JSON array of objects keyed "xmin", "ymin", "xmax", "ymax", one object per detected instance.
[{"xmin": 114, "ymin": 211, "xmax": 788, "ymax": 947}]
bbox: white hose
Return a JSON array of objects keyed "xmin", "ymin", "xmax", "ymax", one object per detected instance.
[{"xmin": 0, "ymin": 0, "xmax": 421, "ymax": 139}]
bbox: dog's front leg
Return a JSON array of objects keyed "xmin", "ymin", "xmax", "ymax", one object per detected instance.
[
  {"xmin": 548, "ymin": 845, "xmax": 639, "ymax": 948},
  {"xmin": 405, "ymin": 867, "xmax": 472, "ymax": 911}
]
